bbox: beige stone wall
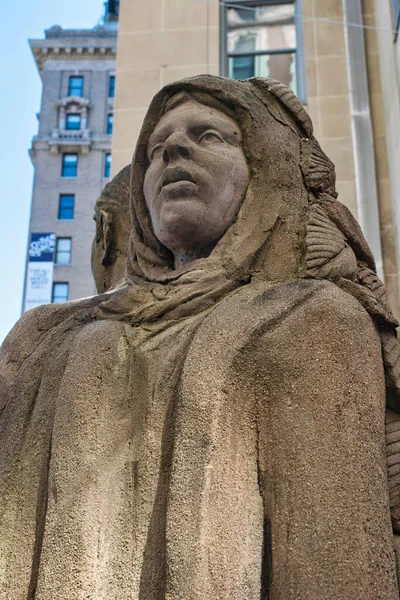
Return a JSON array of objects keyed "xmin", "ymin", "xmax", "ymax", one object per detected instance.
[
  {"xmin": 363, "ymin": 0, "xmax": 400, "ymax": 317},
  {"xmin": 372, "ymin": 0, "xmax": 400, "ymax": 316},
  {"xmin": 302, "ymin": 0, "xmax": 357, "ymax": 216},
  {"xmin": 112, "ymin": 0, "xmax": 219, "ymax": 174}
]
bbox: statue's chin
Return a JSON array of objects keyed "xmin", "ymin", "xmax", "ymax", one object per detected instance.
[{"xmin": 156, "ymin": 216, "xmax": 222, "ymax": 260}]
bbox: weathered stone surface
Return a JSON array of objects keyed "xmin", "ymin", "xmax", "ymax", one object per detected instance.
[
  {"xmin": 1, "ymin": 75, "xmax": 400, "ymax": 599},
  {"xmin": 91, "ymin": 163, "xmax": 131, "ymax": 293}
]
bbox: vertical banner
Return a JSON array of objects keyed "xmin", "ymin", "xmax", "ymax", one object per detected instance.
[{"xmin": 24, "ymin": 233, "xmax": 56, "ymax": 313}]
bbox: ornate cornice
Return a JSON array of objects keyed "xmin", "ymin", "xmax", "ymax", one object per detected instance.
[
  {"xmin": 29, "ymin": 134, "xmax": 112, "ymax": 165},
  {"xmin": 56, "ymin": 96, "xmax": 91, "ymax": 109},
  {"xmin": 29, "ymin": 39, "xmax": 117, "ymax": 75}
]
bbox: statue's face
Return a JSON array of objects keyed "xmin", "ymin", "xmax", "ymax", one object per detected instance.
[{"xmin": 143, "ymin": 99, "xmax": 248, "ymax": 257}]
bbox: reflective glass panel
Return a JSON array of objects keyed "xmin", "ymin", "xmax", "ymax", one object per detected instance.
[
  {"xmin": 52, "ymin": 283, "xmax": 69, "ymax": 303},
  {"xmin": 228, "ymin": 21, "xmax": 295, "ymax": 53},
  {"xmin": 229, "ymin": 55, "xmax": 255, "ymax": 79},
  {"xmin": 229, "ymin": 51, "xmax": 296, "ymax": 92},
  {"xmin": 107, "ymin": 114, "xmax": 113, "ymax": 134},
  {"xmin": 227, "ymin": 3, "xmax": 294, "ymax": 26},
  {"xmin": 109, "ymin": 75, "xmax": 115, "ymax": 98},
  {"xmin": 104, "ymin": 153, "xmax": 111, "ymax": 177},
  {"xmin": 58, "ymin": 194, "xmax": 75, "ymax": 220},
  {"xmin": 393, "ymin": 0, "xmax": 400, "ymax": 33},
  {"xmin": 68, "ymin": 76, "xmax": 83, "ymax": 97},
  {"xmin": 55, "ymin": 238, "xmax": 72, "ymax": 265},
  {"xmin": 66, "ymin": 114, "xmax": 81, "ymax": 130},
  {"xmin": 62, "ymin": 154, "xmax": 78, "ymax": 177}
]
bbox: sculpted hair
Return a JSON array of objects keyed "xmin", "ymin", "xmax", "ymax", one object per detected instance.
[
  {"xmin": 163, "ymin": 90, "xmax": 237, "ymax": 122},
  {"xmin": 262, "ymin": 78, "xmax": 400, "ymax": 414}
]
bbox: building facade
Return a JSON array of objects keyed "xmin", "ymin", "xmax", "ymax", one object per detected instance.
[
  {"xmin": 112, "ymin": 0, "xmax": 400, "ymax": 319},
  {"xmin": 24, "ymin": 3, "xmax": 118, "ymax": 309},
  {"xmin": 372, "ymin": 0, "xmax": 400, "ymax": 321}
]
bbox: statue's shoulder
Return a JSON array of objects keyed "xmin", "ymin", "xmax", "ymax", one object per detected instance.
[
  {"xmin": 0, "ymin": 303, "xmax": 62, "ymax": 411},
  {"xmin": 294, "ymin": 278, "xmax": 372, "ymax": 324},
  {"xmin": 212, "ymin": 278, "xmax": 371, "ymax": 339},
  {"xmin": 0, "ymin": 295, "xmax": 124, "ymax": 367},
  {"xmin": 1, "ymin": 297, "xmax": 101, "ymax": 374},
  {"xmin": 252, "ymin": 278, "xmax": 381, "ymax": 365},
  {"xmin": 0, "ymin": 298, "xmax": 125, "ymax": 412},
  {"xmin": 253, "ymin": 278, "xmax": 372, "ymax": 326},
  {"xmin": 1, "ymin": 303, "xmax": 60, "ymax": 364},
  {"xmin": 219, "ymin": 279, "xmax": 378, "ymax": 363}
]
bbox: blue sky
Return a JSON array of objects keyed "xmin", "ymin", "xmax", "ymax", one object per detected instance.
[{"xmin": 0, "ymin": 0, "xmax": 104, "ymax": 344}]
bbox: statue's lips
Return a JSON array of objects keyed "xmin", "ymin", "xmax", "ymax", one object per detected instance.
[
  {"xmin": 161, "ymin": 168, "xmax": 196, "ymax": 189},
  {"xmin": 162, "ymin": 181, "xmax": 197, "ymax": 194}
]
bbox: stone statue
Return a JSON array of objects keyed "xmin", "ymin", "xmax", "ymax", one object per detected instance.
[
  {"xmin": 1, "ymin": 75, "xmax": 400, "ymax": 600},
  {"xmin": 91, "ymin": 163, "xmax": 131, "ymax": 293}
]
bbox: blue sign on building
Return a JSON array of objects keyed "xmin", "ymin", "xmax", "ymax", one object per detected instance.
[
  {"xmin": 28, "ymin": 233, "xmax": 56, "ymax": 262},
  {"xmin": 24, "ymin": 232, "xmax": 56, "ymax": 313}
]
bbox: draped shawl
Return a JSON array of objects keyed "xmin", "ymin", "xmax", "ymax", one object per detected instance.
[{"xmin": 1, "ymin": 75, "xmax": 400, "ymax": 599}]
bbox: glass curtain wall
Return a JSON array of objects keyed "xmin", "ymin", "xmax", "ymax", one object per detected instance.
[{"xmin": 223, "ymin": 1, "xmax": 304, "ymax": 100}]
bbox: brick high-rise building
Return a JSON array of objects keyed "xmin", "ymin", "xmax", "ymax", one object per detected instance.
[{"xmin": 23, "ymin": 2, "xmax": 119, "ymax": 310}]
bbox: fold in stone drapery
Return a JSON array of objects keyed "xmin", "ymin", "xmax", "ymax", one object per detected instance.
[{"xmin": 1, "ymin": 75, "xmax": 400, "ymax": 599}]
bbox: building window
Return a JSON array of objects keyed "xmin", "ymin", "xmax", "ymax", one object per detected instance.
[
  {"xmin": 55, "ymin": 238, "xmax": 72, "ymax": 265},
  {"xmin": 109, "ymin": 75, "xmax": 115, "ymax": 98},
  {"xmin": 58, "ymin": 194, "xmax": 75, "ymax": 220},
  {"xmin": 52, "ymin": 282, "xmax": 69, "ymax": 303},
  {"xmin": 68, "ymin": 76, "xmax": 84, "ymax": 97},
  {"xmin": 221, "ymin": 1, "xmax": 306, "ymax": 102},
  {"xmin": 106, "ymin": 0, "xmax": 120, "ymax": 17},
  {"xmin": 393, "ymin": 0, "xmax": 400, "ymax": 39},
  {"xmin": 107, "ymin": 113, "xmax": 113, "ymax": 134},
  {"xmin": 105, "ymin": 153, "xmax": 111, "ymax": 178},
  {"xmin": 62, "ymin": 153, "xmax": 78, "ymax": 177},
  {"xmin": 66, "ymin": 114, "xmax": 81, "ymax": 130}
]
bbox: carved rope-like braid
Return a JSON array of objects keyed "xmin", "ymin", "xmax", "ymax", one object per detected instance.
[{"xmin": 250, "ymin": 77, "xmax": 313, "ymax": 138}]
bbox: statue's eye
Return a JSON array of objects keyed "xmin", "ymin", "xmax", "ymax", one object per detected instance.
[
  {"xmin": 199, "ymin": 131, "xmax": 224, "ymax": 145},
  {"xmin": 150, "ymin": 144, "xmax": 164, "ymax": 160}
]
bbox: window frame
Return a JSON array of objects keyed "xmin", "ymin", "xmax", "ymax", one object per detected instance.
[
  {"xmin": 109, "ymin": 75, "xmax": 115, "ymax": 98},
  {"xmin": 68, "ymin": 75, "xmax": 84, "ymax": 97},
  {"xmin": 52, "ymin": 282, "xmax": 69, "ymax": 303},
  {"xmin": 393, "ymin": 0, "xmax": 400, "ymax": 40},
  {"xmin": 55, "ymin": 237, "xmax": 72, "ymax": 265},
  {"xmin": 65, "ymin": 113, "xmax": 82, "ymax": 131},
  {"xmin": 58, "ymin": 194, "xmax": 75, "ymax": 220},
  {"xmin": 220, "ymin": 0, "xmax": 306, "ymax": 104},
  {"xmin": 104, "ymin": 153, "xmax": 111, "ymax": 178},
  {"xmin": 107, "ymin": 113, "xmax": 113, "ymax": 135},
  {"xmin": 61, "ymin": 153, "xmax": 78, "ymax": 178},
  {"xmin": 107, "ymin": 0, "xmax": 120, "ymax": 17}
]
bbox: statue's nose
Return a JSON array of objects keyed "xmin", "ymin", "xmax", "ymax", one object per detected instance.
[{"xmin": 163, "ymin": 132, "xmax": 191, "ymax": 163}]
